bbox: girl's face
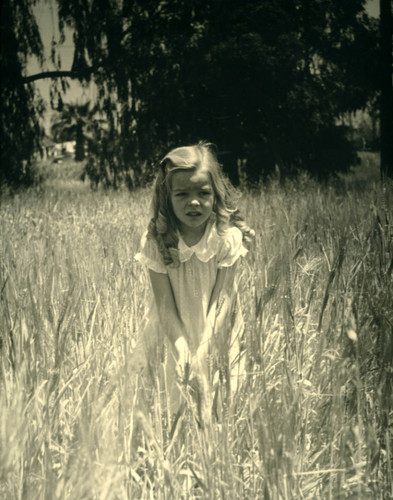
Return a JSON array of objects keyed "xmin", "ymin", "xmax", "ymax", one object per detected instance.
[{"xmin": 170, "ymin": 168, "xmax": 214, "ymax": 236}]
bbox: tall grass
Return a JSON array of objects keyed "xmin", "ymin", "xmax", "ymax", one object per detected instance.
[{"xmin": 1, "ymin": 165, "xmax": 392, "ymax": 498}]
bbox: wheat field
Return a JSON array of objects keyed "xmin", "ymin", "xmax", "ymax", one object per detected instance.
[{"xmin": 1, "ymin": 156, "xmax": 392, "ymax": 499}]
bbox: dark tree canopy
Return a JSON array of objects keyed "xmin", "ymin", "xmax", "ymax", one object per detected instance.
[
  {"xmin": 54, "ymin": 0, "xmax": 380, "ymax": 186},
  {"xmin": 1, "ymin": 0, "xmax": 45, "ymax": 188},
  {"xmin": 1, "ymin": 0, "xmax": 383, "ymax": 189}
]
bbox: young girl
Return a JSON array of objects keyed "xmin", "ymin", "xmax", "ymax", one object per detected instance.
[{"xmin": 134, "ymin": 142, "xmax": 254, "ymax": 418}]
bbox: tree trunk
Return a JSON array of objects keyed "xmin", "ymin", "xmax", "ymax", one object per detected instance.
[
  {"xmin": 75, "ymin": 120, "xmax": 85, "ymax": 161},
  {"xmin": 380, "ymin": 0, "xmax": 393, "ymax": 180}
]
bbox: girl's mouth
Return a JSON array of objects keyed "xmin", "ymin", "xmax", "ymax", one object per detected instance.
[{"xmin": 186, "ymin": 212, "xmax": 202, "ymax": 216}]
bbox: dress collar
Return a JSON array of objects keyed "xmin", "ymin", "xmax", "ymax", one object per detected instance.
[{"xmin": 177, "ymin": 220, "xmax": 221, "ymax": 263}]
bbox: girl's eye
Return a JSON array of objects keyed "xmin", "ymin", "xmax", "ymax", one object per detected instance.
[
  {"xmin": 175, "ymin": 192, "xmax": 185, "ymax": 197},
  {"xmin": 200, "ymin": 191, "xmax": 211, "ymax": 196}
]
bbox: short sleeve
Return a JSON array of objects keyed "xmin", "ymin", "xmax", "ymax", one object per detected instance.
[
  {"xmin": 134, "ymin": 232, "xmax": 168, "ymax": 274},
  {"xmin": 217, "ymin": 226, "xmax": 248, "ymax": 268}
]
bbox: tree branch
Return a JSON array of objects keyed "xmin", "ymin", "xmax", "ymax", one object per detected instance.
[{"xmin": 22, "ymin": 68, "xmax": 94, "ymax": 84}]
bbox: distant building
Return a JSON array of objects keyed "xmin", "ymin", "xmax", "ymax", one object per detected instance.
[{"xmin": 53, "ymin": 141, "xmax": 76, "ymax": 159}]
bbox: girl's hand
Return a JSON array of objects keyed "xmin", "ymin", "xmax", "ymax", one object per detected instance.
[
  {"xmin": 194, "ymin": 339, "xmax": 209, "ymax": 374},
  {"xmin": 197, "ymin": 315, "xmax": 214, "ymax": 360},
  {"xmin": 191, "ymin": 328, "xmax": 211, "ymax": 386},
  {"xmin": 174, "ymin": 336, "xmax": 191, "ymax": 378}
]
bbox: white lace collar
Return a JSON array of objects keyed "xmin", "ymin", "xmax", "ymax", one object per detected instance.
[{"xmin": 177, "ymin": 221, "xmax": 221, "ymax": 263}]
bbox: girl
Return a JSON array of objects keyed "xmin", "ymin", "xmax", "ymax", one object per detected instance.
[{"xmin": 134, "ymin": 142, "xmax": 254, "ymax": 417}]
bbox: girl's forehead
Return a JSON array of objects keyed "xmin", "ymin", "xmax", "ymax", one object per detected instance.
[{"xmin": 171, "ymin": 168, "xmax": 212, "ymax": 189}]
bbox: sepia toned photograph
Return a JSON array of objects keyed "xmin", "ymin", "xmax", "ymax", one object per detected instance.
[{"xmin": 1, "ymin": 0, "xmax": 392, "ymax": 498}]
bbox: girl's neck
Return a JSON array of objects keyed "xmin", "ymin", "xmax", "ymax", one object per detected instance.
[{"xmin": 179, "ymin": 222, "xmax": 207, "ymax": 247}]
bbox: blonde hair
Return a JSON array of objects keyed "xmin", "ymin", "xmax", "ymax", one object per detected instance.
[{"xmin": 147, "ymin": 142, "xmax": 254, "ymax": 267}]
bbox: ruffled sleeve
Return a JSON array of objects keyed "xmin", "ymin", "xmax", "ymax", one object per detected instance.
[
  {"xmin": 217, "ymin": 226, "xmax": 248, "ymax": 268},
  {"xmin": 134, "ymin": 232, "xmax": 168, "ymax": 274}
]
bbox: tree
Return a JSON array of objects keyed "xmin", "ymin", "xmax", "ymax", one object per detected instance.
[
  {"xmin": 3, "ymin": 0, "xmax": 381, "ymax": 188},
  {"xmin": 0, "ymin": 0, "xmax": 45, "ymax": 189},
  {"xmin": 50, "ymin": 101, "xmax": 95, "ymax": 161},
  {"xmin": 178, "ymin": 0, "xmax": 380, "ymax": 181},
  {"xmin": 52, "ymin": 0, "xmax": 379, "ymax": 185},
  {"xmin": 380, "ymin": 0, "xmax": 393, "ymax": 179}
]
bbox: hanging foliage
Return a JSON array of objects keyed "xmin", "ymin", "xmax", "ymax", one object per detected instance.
[
  {"xmin": 54, "ymin": 0, "xmax": 379, "ymax": 186},
  {"xmin": 1, "ymin": 0, "xmax": 381, "ymax": 189},
  {"xmin": 0, "ymin": 0, "xmax": 45, "ymax": 189}
]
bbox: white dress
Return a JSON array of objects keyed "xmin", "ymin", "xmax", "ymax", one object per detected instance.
[{"xmin": 134, "ymin": 220, "xmax": 247, "ymax": 407}]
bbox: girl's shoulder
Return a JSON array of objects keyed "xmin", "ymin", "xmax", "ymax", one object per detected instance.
[
  {"xmin": 216, "ymin": 224, "xmax": 248, "ymax": 268},
  {"xmin": 135, "ymin": 223, "xmax": 248, "ymax": 271},
  {"xmin": 135, "ymin": 231, "xmax": 168, "ymax": 274},
  {"xmin": 218, "ymin": 224, "xmax": 243, "ymax": 246},
  {"xmin": 175, "ymin": 221, "xmax": 246, "ymax": 267}
]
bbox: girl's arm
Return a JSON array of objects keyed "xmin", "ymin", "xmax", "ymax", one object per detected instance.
[
  {"xmin": 149, "ymin": 269, "xmax": 191, "ymax": 368},
  {"xmin": 208, "ymin": 262, "xmax": 238, "ymax": 319},
  {"xmin": 197, "ymin": 263, "xmax": 238, "ymax": 356}
]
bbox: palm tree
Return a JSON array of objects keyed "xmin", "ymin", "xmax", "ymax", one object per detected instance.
[{"xmin": 50, "ymin": 101, "xmax": 95, "ymax": 161}]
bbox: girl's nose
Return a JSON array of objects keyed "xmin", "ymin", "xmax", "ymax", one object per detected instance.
[{"xmin": 189, "ymin": 198, "xmax": 200, "ymax": 207}]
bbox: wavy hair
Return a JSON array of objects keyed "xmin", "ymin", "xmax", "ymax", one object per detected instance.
[{"xmin": 147, "ymin": 142, "xmax": 255, "ymax": 267}]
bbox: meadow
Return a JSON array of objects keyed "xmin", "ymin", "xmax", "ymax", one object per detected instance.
[{"xmin": 1, "ymin": 154, "xmax": 392, "ymax": 499}]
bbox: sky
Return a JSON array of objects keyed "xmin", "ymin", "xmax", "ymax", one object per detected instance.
[
  {"xmin": 28, "ymin": 0, "xmax": 97, "ymax": 132},
  {"xmin": 27, "ymin": 0, "xmax": 381, "ymax": 134}
]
